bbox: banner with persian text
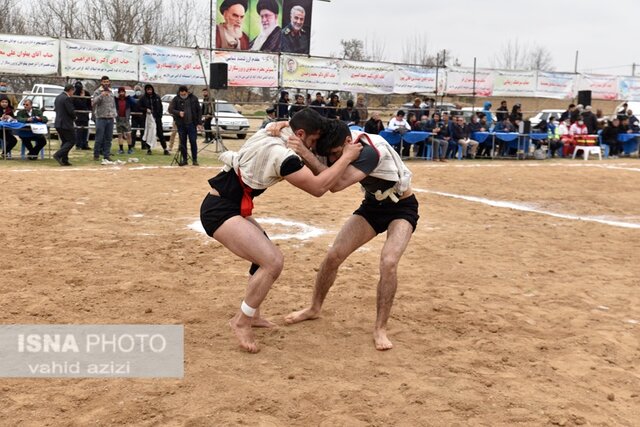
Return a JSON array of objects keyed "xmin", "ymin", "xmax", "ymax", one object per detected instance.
[
  {"xmin": 492, "ymin": 70, "xmax": 536, "ymax": 97},
  {"xmin": 215, "ymin": 51, "xmax": 278, "ymax": 87},
  {"xmin": 535, "ymin": 72, "xmax": 575, "ymax": 100},
  {"xmin": 578, "ymin": 74, "xmax": 618, "ymax": 100},
  {"xmin": 281, "ymin": 55, "xmax": 339, "ymax": 91},
  {"xmin": 618, "ymin": 77, "xmax": 640, "ymax": 102},
  {"xmin": 0, "ymin": 35, "xmax": 58, "ymax": 75},
  {"xmin": 139, "ymin": 46, "xmax": 209, "ymax": 85},
  {"xmin": 445, "ymin": 68, "xmax": 494, "ymax": 96},
  {"xmin": 60, "ymin": 39, "xmax": 138, "ymax": 80},
  {"xmin": 339, "ymin": 60, "xmax": 394, "ymax": 94},
  {"xmin": 393, "ymin": 66, "xmax": 438, "ymax": 94}
]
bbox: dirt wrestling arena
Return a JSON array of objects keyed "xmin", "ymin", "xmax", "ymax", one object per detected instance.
[{"xmin": 1, "ymin": 157, "xmax": 639, "ymax": 426}]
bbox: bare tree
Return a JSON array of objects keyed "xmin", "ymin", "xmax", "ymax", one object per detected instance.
[
  {"xmin": 340, "ymin": 38, "xmax": 365, "ymax": 61},
  {"xmin": 492, "ymin": 39, "xmax": 554, "ymax": 71},
  {"xmin": 0, "ymin": 0, "xmax": 27, "ymax": 34},
  {"xmin": 401, "ymin": 34, "xmax": 431, "ymax": 66},
  {"xmin": 363, "ymin": 36, "xmax": 386, "ymax": 62}
]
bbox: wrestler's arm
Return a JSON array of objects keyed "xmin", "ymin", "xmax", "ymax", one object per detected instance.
[{"xmin": 284, "ymin": 143, "xmax": 362, "ymax": 197}]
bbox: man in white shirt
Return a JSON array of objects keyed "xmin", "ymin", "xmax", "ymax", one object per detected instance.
[{"xmin": 387, "ymin": 110, "xmax": 410, "ymax": 134}]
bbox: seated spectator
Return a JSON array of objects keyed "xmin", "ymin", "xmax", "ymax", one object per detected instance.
[
  {"xmin": 364, "ymin": 111, "xmax": 384, "ymax": 134},
  {"xmin": 0, "ymin": 97, "xmax": 18, "ymax": 158},
  {"xmin": 260, "ymin": 106, "xmax": 276, "ymax": 128},
  {"xmin": 595, "ymin": 109, "xmax": 607, "ymax": 130},
  {"xmin": 468, "ymin": 114, "xmax": 491, "ymax": 158},
  {"xmin": 493, "ymin": 117, "xmax": 515, "ymax": 156},
  {"xmin": 547, "ymin": 116, "xmax": 563, "ymax": 158},
  {"xmin": 408, "ymin": 97, "xmax": 423, "ymax": 121},
  {"xmin": 16, "ymin": 99, "xmax": 48, "ymax": 160},
  {"xmin": 627, "ymin": 110, "xmax": 640, "ymax": 132},
  {"xmin": 452, "ymin": 116, "xmax": 479, "ymax": 159},
  {"xmin": 424, "ymin": 112, "xmax": 447, "ymax": 162},
  {"xmin": 440, "ymin": 112, "xmax": 456, "ymax": 159},
  {"xmin": 569, "ymin": 118, "xmax": 588, "ymax": 136},
  {"xmin": 387, "ymin": 110, "xmax": 410, "ymax": 134},
  {"xmin": 601, "ymin": 118, "xmax": 622, "ymax": 158},
  {"xmin": 338, "ymin": 99, "xmax": 360, "ymax": 125}
]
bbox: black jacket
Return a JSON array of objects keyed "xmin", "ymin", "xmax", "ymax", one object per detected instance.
[
  {"xmin": 54, "ymin": 92, "xmax": 76, "ymax": 130},
  {"xmin": 601, "ymin": 125, "xmax": 620, "ymax": 144},
  {"xmin": 169, "ymin": 93, "xmax": 202, "ymax": 126},
  {"xmin": 72, "ymin": 89, "xmax": 91, "ymax": 125},
  {"xmin": 138, "ymin": 92, "xmax": 164, "ymax": 120}
]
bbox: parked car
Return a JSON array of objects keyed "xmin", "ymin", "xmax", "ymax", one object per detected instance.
[
  {"xmin": 17, "ymin": 84, "xmax": 64, "ymax": 126},
  {"xmin": 459, "ymin": 106, "xmax": 497, "ymax": 123},
  {"xmin": 614, "ymin": 101, "xmax": 640, "ymax": 118},
  {"xmin": 401, "ymin": 102, "xmax": 458, "ymax": 116},
  {"xmin": 529, "ymin": 109, "xmax": 564, "ymax": 127},
  {"xmin": 161, "ymin": 95, "xmax": 250, "ymax": 139}
]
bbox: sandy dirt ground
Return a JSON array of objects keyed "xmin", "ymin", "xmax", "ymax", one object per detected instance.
[{"xmin": 1, "ymin": 158, "xmax": 639, "ymax": 426}]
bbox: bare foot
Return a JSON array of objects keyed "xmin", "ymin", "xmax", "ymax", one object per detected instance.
[
  {"xmin": 252, "ymin": 316, "xmax": 276, "ymax": 328},
  {"xmin": 373, "ymin": 329, "xmax": 393, "ymax": 351},
  {"xmin": 229, "ymin": 314, "xmax": 259, "ymax": 353},
  {"xmin": 284, "ymin": 307, "xmax": 319, "ymax": 325}
]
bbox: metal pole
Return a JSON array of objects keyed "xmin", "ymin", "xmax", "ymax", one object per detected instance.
[
  {"xmin": 209, "ymin": 0, "xmax": 214, "ymax": 51},
  {"xmin": 434, "ymin": 52, "xmax": 440, "ymax": 104},
  {"xmin": 633, "ymin": 63, "xmax": 636, "ymax": 77},
  {"xmin": 472, "ymin": 57, "xmax": 477, "ymax": 113},
  {"xmin": 574, "ymin": 50, "xmax": 579, "ymax": 74}
]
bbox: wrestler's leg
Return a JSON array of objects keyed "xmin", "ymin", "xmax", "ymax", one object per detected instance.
[
  {"xmin": 214, "ymin": 216, "xmax": 284, "ymax": 353},
  {"xmin": 285, "ymin": 214, "xmax": 376, "ymax": 324},
  {"xmin": 373, "ymin": 219, "xmax": 413, "ymax": 351}
]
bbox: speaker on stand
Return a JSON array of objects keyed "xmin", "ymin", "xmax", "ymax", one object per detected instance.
[
  {"xmin": 209, "ymin": 63, "xmax": 229, "ymax": 153},
  {"xmin": 577, "ymin": 90, "xmax": 592, "ymax": 107}
]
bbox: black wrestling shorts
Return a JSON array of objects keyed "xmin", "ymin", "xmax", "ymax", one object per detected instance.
[
  {"xmin": 353, "ymin": 194, "xmax": 420, "ymax": 234},
  {"xmin": 200, "ymin": 193, "xmax": 241, "ymax": 237}
]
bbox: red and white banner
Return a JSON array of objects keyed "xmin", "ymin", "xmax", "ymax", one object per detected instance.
[
  {"xmin": 339, "ymin": 60, "xmax": 395, "ymax": 94},
  {"xmin": 445, "ymin": 68, "xmax": 493, "ymax": 96},
  {"xmin": 215, "ymin": 51, "xmax": 278, "ymax": 87},
  {"xmin": 492, "ymin": 70, "xmax": 536, "ymax": 97},
  {"xmin": 578, "ymin": 74, "xmax": 618, "ymax": 100},
  {"xmin": 394, "ymin": 66, "xmax": 438, "ymax": 94},
  {"xmin": 61, "ymin": 39, "xmax": 138, "ymax": 80},
  {"xmin": 0, "ymin": 34, "xmax": 58, "ymax": 75},
  {"xmin": 536, "ymin": 72, "xmax": 575, "ymax": 100}
]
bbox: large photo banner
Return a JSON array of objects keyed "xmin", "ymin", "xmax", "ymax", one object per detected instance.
[
  {"xmin": 140, "ymin": 46, "xmax": 209, "ymax": 85},
  {"xmin": 215, "ymin": 51, "xmax": 278, "ymax": 87},
  {"xmin": 60, "ymin": 39, "xmax": 138, "ymax": 80},
  {"xmin": 393, "ymin": 66, "xmax": 438, "ymax": 94},
  {"xmin": 492, "ymin": 70, "xmax": 536, "ymax": 97},
  {"xmin": 445, "ymin": 68, "xmax": 493, "ymax": 96},
  {"xmin": 339, "ymin": 60, "xmax": 394, "ymax": 94},
  {"xmin": 214, "ymin": 0, "xmax": 312, "ymax": 54},
  {"xmin": 618, "ymin": 77, "xmax": 640, "ymax": 102},
  {"xmin": 536, "ymin": 72, "xmax": 575, "ymax": 100},
  {"xmin": 0, "ymin": 34, "xmax": 58, "ymax": 75},
  {"xmin": 281, "ymin": 55, "xmax": 339, "ymax": 90},
  {"xmin": 578, "ymin": 74, "xmax": 618, "ymax": 100}
]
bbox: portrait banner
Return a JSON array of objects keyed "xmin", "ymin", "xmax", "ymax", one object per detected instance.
[
  {"xmin": 140, "ymin": 46, "xmax": 209, "ymax": 85},
  {"xmin": 618, "ymin": 77, "xmax": 640, "ymax": 102},
  {"xmin": 214, "ymin": 0, "xmax": 312, "ymax": 54},
  {"xmin": 444, "ymin": 68, "xmax": 493, "ymax": 96},
  {"xmin": 393, "ymin": 66, "xmax": 437, "ymax": 94},
  {"xmin": 339, "ymin": 60, "xmax": 395, "ymax": 94},
  {"xmin": 214, "ymin": 51, "xmax": 278, "ymax": 87},
  {"xmin": 536, "ymin": 72, "xmax": 575, "ymax": 100},
  {"xmin": 492, "ymin": 70, "xmax": 536, "ymax": 97},
  {"xmin": 281, "ymin": 55, "xmax": 339, "ymax": 91},
  {"xmin": 0, "ymin": 34, "xmax": 58, "ymax": 75},
  {"xmin": 60, "ymin": 39, "xmax": 138, "ymax": 80},
  {"xmin": 578, "ymin": 74, "xmax": 618, "ymax": 100}
]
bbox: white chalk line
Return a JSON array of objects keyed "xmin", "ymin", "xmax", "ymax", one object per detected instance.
[
  {"xmin": 188, "ymin": 217, "xmax": 328, "ymax": 241},
  {"xmin": 414, "ymin": 188, "xmax": 640, "ymax": 229}
]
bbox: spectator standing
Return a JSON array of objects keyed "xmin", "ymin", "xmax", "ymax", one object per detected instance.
[
  {"xmin": 581, "ymin": 106, "xmax": 598, "ymax": 134},
  {"xmin": 52, "ymin": 84, "xmax": 76, "ymax": 166},
  {"xmin": 570, "ymin": 104, "xmax": 583, "ymax": 124},
  {"xmin": 276, "ymin": 90, "xmax": 290, "ymax": 119},
  {"xmin": 130, "ymin": 85, "xmax": 145, "ymax": 151},
  {"xmin": 72, "ymin": 81, "xmax": 91, "ymax": 150},
  {"xmin": 114, "ymin": 87, "xmax": 135, "ymax": 154},
  {"xmin": 138, "ymin": 84, "xmax": 169, "ymax": 155},
  {"xmin": 289, "ymin": 94, "xmax": 306, "ymax": 117},
  {"xmin": 627, "ymin": 110, "xmax": 640, "ymax": 132},
  {"xmin": 595, "ymin": 109, "xmax": 607, "ymax": 130},
  {"xmin": 169, "ymin": 85, "xmax": 202, "ymax": 166},
  {"xmin": 408, "ymin": 97, "xmax": 423, "ymax": 122},
  {"xmin": 355, "ymin": 95, "xmax": 368, "ymax": 127},
  {"xmin": 509, "ymin": 103, "xmax": 523, "ymax": 125},
  {"xmin": 496, "ymin": 100, "xmax": 509, "ymax": 122},
  {"xmin": 310, "ymin": 92, "xmax": 326, "ymax": 116},
  {"xmin": 482, "ymin": 101, "xmax": 493, "ymax": 128},
  {"xmin": 202, "ymin": 88, "xmax": 214, "ymax": 143},
  {"xmin": 325, "ymin": 93, "xmax": 340, "ymax": 120},
  {"xmin": 0, "ymin": 76, "xmax": 18, "ymax": 109},
  {"xmin": 616, "ymin": 103, "xmax": 628, "ymax": 119},
  {"xmin": 16, "ymin": 99, "xmax": 48, "ymax": 160},
  {"xmin": 92, "ymin": 76, "xmax": 116, "ymax": 161}
]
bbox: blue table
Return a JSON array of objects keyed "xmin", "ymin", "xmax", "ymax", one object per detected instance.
[
  {"xmin": 617, "ymin": 133, "xmax": 640, "ymax": 155},
  {"xmin": 379, "ymin": 130, "xmax": 433, "ymax": 159},
  {"xmin": 0, "ymin": 122, "xmax": 46, "ymax": 160},
  {"xmin": 470, "ymin": 132, "xmax": 548, "ymax": 159}
]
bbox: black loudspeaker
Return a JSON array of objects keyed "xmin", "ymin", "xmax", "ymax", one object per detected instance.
[
  {"xmin": 210, "ymin": 63, "xmax": 228, "ymax": 89},
  {"xmin": 577, "ymin": 90, "xmax": 592, "ymax": 107},
  {"xmin": 523, "ymin": 120, "xmax": 531, "ymax": 134}
]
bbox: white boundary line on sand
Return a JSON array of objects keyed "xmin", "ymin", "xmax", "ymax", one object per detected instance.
[
  {"xmin": 188, "ymin": 217, "xmax": 328, "ymax": 241},
  {"xmin": 414, "ymin": 189, "xmax": 640, "ymax": 230}
]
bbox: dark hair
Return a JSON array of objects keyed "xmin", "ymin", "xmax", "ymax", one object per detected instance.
[
  {"xmin": 396, "ymin": 110, "xmax": 405, "ymax": 116},
  {"xmin": 101, "ymin": 76, "xmax": 109, "ymax": 81},
  {"xmin": 316, "ymin": 119, "xmax": 351, "ymax": 157},
  {"xmin": 289, "ymin": 108, "xmax": 324, "ymax": 135},
  {"xmin": 64, "ymin": 83, "xmax": 74, "ymax": 92},
  {"xmin": 178, "ymin": 85, "xmax": 189, "ymax": 93},
  {"xmin": 346, "ymin": 99, "xmax": 354, "ymax": 108}
]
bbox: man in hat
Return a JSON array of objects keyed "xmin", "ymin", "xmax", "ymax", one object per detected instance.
[
  {"xmin": 250, "ymin": 0, "xmax": 281, "ymax": 52},
  {"xmin": 260, "ymin": 106, "xmax": 276, "ymax": 129},
  {"xmin": 216, "ymin": 0, "xmax": 250, "ymax": 50},
  {"xmin": 281, "ymin": 5, "xmax": 309, "ymax": 54}
]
